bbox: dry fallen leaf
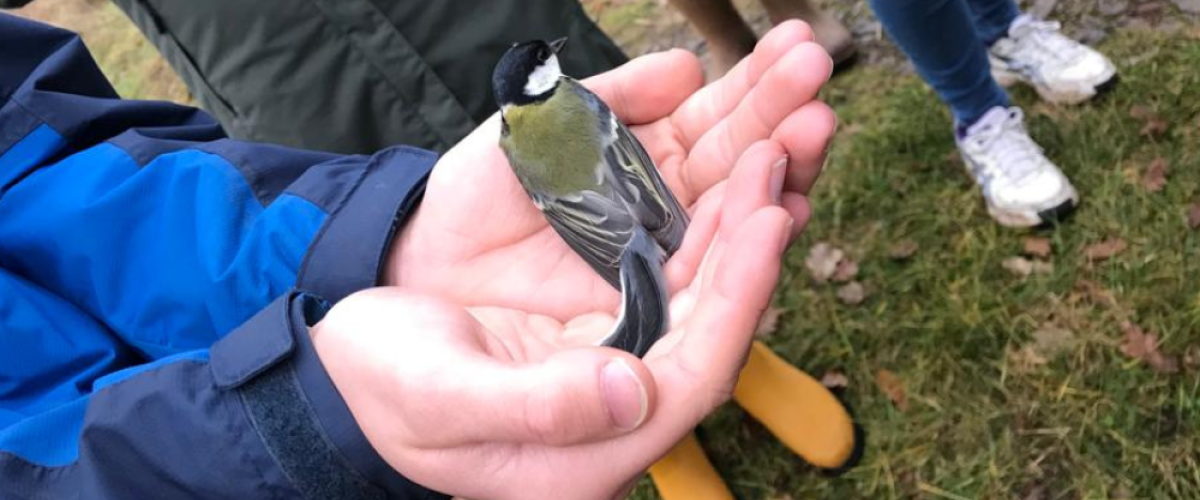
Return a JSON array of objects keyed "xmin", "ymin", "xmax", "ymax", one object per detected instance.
[
  {"xmin": 805, "ymin": 242, "xmax": 845, "ymax": 282},
  {"xmin": 1129, "ymin": 104, "xmax": 1155, "ymax": 120},
  {"xmin": 820, "ymin": 370, "xmax": 849, "ymax": 389},
  {"xmin": 1120, "ymin": 321, "xmax": 1179, "ymax": 374},
  {"xmin": 1187, "ymin": 200, "xmax": 1200, "ymax": 230},
  {"xmin": 1023, "ymin": 236, "xmax": 1053, "ymax": 258},
  {"xmin": 1008, "ymin": 345, "xmax": 1048, "ymax": 372},
  {"xmin": 1002, "ymin": 257, "xmax": 1053, "ymax": 277},
  {"xmin": 1074, "ymin": 279, "xmax": 1118, "ymax": 309},
  {"xmin": 1032, "ymin": 324, "xmax": 1078, "ymax": 358},
  {"xmin": 1009, "ymin": 325, "xmax": 1077, "ymax": 372},
  {"xmin": 832, "ymin": 259, "xmax": 860, "ymax": 283},
  {"xmin": 1083, "ymin": 238, "xmax": 1128, "ymax": 262},
  {"xmin": 836, "ymin": 281, "xmax": 867, "ymax": 305},
  {"xmin": 1142, "ymin": 157, "xmax": 1169, "ymax": 192},
  {"xmin": 1003, "ymin": 257, "xmax": 1034, "ymax": 277},
  {"xmin": 888, "ymin": 239, "xmax": 919, "ymax": 260},
  {"xmin": 754, "ymin": 307, "xmax": 783, "ymax": 339},
  {"xmin": 1140, "ymin": 117, "xmax": 1169, "ymax": 136},
  {"xmin": 875, "ymin": 369, "xmax": 908, "ymax": 411},
  {"xmin": 1130, "ymin": 104, "xmax": 1169, "ymax": 136}
]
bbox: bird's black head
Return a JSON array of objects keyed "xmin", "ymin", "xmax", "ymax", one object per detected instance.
[{"xmin": 492, "ymin": 37, "xmax": 567, "ymax": 108}]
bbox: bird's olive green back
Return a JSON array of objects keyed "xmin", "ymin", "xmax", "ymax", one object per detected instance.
[{"xmin": 500, "ymin": 80, "xmax": 605, "ymax": 196}]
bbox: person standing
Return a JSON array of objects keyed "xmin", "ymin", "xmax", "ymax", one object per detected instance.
[
  {"xmin": 868, "ymin": 0, "xmax": 1116, "ymax": 227},
  {"xmin": 668, "ymin": 0, "xmax": 856, "ymax": 74},
  {"xmin": 2, "ymin": 0, "xmax": 629, "ymax": 154}
]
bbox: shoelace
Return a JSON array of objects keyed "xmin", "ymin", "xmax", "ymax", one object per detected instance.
[
  {"xmin": 968, "ymin": 109, "xmax": 1044, "ymax": 185},
  {"xmin": 1008, "ymin": 20, "xmax": 1086, "ymax": 69}
]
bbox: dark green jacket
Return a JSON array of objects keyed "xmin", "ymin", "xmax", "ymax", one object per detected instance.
[{"xmin": 6, "ymin": 0, "xmax": 627, "ymax": 153}]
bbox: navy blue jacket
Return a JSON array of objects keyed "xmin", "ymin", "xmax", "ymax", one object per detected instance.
[{"xmin": 0, "ymin": 14, "xmax": 447, "ymax": 499}]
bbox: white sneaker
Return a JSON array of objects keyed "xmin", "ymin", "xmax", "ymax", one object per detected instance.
[
  {"xmin": 957, "ymin": 106, "xmax": 1078, "ymax": 227},
  {"xmin": 989, "ymin": 15, "xmax": 1117, "ymax": 105}
]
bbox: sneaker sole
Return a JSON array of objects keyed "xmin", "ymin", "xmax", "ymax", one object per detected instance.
[
  {"xmin": 992, "ymin": 66, "xmax": 1118, "ymax": 105},
  {"xmin": 987, "ymin": 196, "xmax": 1078, "ymax": 228}
]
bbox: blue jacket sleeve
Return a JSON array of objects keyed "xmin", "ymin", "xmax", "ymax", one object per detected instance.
[{"xmin": 0, "ymin": 14, "xmax": 447, "ymax": 499}]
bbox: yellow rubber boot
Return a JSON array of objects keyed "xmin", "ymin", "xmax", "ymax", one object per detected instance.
[
  {"xmin": 732, "ymin": 341, "xmax": 858, "ymax": 469},
  {"xmin": 648, "ymin": 433, "xmax": 734, "ymax": 500}
]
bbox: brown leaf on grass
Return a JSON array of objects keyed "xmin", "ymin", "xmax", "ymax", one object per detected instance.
[
  {"xmin": 836, "ymin": 281, "xmax": 867, "ymax": 305},
  {"xmin": 1002, "ymin": 257, "xmax": 1053, "ymax": 277},
  {"xmin": 1023, "ymin": 236, "xmax": 1053, "ymax": 258},
  {"xmin": 1120, "ymin": 321, "xmax": 1179, "ymax": 374},
  {"xmin": 1003, "ymin": 257, "xmax": 1034, "ymax": 277},
  {"xmin": 805, "ymin": 242, "xmax": 844, "ymax": 282},
  {"xmin": 1187, "ymin": 200, "xmax": 1200, "ymax": 230},
  {"xmin": 1141, "ymin": 157, "xmax": 1169, "ymax": 192},
  {"xmin": 875, "ymin": 369, "xmax": 908, "ymax": 411},
  {"xmin": 1130, "ymin": 104, "xmax": 1169, "ymax": 136},
  {"xmin": 1140, "ymin": 117, "xmax": 1169, "ymax": 137},
  {"xmin": 1129, "ymin": 104, "xmax": 1155, "ymax": 120},
  {"xmin": 754, "ymin": 307, "xmax": 783, "ymax": 339},
  {"xmin": 820, "ymin": 370, "xmax": 849, "ymax": 389},
  {"xmin": 1074, "ymin": 279, "xmax": 1118, "ymax": 309},
  {"xmin": 1083, "ymin": 238, "xmax": 1128, "ymax": 262},
  {"xmin": 1032, "ymin": 324, "xmax": 1078, "ymax": 358},
  {"xmin": 1008, "ymin": 345, "xmax": 1048, "ymax": 372},
  {"xmin": 888, "ymin": 239, "xmax": 919, "ymax": 260},
  {"xmin": 832, "ymin": 259, "xmax": 860, "ymax": 283},
  {"xmin": 1009, "ymin": 325, "xmax": 1077, "ymax": 372}
]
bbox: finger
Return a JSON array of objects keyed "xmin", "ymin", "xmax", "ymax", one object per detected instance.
[
  {"xmin": 772, "ymin": 100, "xmax": 837, "ymax": 195},
  {"xmin": 781, "ymin": 192, "xmax": 812, "ymax": 241},
  {"xmin": 440, "ymin": 348, "xmax": 658, "ymax": 446},
  {"xmin": 584, "ymin": 49, "xmax": 704, "ymax": 126},
  {"xmin": 672, "ymin": 20, "xmax": 816, "ymax": 148},
  {"xmin": 717, "ymin": 140, "xmax": 788, "ymax": 244},
  {"xmin": 664, "ymin": 186, "xmax": 722, "ymax": 293},
  {"xmin": 683, "ymin": 43, "xmax": 833, "ymax": 197},
  {"xmin": 695, "ymin": 141, "xmax": 786, "ymax": 290},
  {"xmin": 673, "ymin": 207, "xmax": 792, "ymax": 395}
]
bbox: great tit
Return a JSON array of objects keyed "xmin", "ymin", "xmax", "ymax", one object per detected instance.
[{"xmin": 492, "ymin": 38, "xmax": 690, "ymax": 358}]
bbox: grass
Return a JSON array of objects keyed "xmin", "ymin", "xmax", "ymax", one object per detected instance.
[
  {"xmin": 627, "ymin": 28, "xmax": 1200, "ymax": 500},
  {"xmin": 15, "ymin": 2, "xmax": 1200, "ymax": 498}
]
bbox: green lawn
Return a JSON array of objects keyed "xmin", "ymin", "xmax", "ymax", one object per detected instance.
[{"xmin": 628, "ymin": 28, "xmax": 1200, "ymax": 500}]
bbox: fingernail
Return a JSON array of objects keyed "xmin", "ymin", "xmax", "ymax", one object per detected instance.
[
  {"xmin": 779, "ymin": 217, "xmax": 794, "ymax": 253},
  {"xmin": 602, "ymin": 359, "xmax": 648, "ymax": 431},
  {"xmin": 769, "ymin": 156, "xmax": 787, "ymax": 204}
]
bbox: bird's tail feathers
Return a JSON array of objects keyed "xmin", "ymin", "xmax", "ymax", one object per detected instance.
[{"xmin": 599, "ymin": 227, "xmax": 669, "ymax": 358}]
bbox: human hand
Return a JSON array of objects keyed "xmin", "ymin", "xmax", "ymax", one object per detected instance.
[
  {"xmin": 314, "ymin": 137, "xmax": 796, "ymax": 499},
  {"xmin": 386, "ymin": 20, "xmax": 837, "ymax": 322}
]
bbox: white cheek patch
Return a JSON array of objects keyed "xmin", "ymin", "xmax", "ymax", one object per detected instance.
[{"xmin": 524, "ymin": 55, "xmax": 562, "ymax": 96}]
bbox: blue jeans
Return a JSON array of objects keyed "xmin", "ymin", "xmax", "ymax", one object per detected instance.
[{"xmin": 868, "ymin": 0, "xmax": 1020, "ymax": 127}]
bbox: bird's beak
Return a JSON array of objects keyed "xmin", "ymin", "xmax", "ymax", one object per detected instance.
[{"xmin": 549, "ymin": 37, "xmax": 568, "ymax": 54}]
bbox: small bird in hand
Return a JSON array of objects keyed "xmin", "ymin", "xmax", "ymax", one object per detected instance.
[{"xmin": 491, "ymin": 38, "xmax": 690, "ymax": 358}]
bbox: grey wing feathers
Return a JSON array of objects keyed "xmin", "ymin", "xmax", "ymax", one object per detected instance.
[
  {"xmin": 538, "ymin": 191, "xmax": 632, "ymax": 288},
  {"xmin": 599, "ymin": 227, "xmax": 670, "ymax": 358},
  {"xmin": 601, "ymin": 104, "xmax": 690, "ymax": 256}
]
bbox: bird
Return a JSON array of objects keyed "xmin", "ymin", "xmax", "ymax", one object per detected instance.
[{"xmin": 491, "ymin": 37, "xmax": 690, "ymax": 357}]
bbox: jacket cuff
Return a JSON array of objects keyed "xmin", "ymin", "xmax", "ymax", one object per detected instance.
[
  {"xmin": 211, "ymin": 292, "xmax": 449, "ymax": 500},
  {"xmin": 295, "ymin": 145, "xmax": 436, "ymax": 303}
]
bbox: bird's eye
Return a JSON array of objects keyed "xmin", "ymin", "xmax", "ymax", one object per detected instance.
[{"xmin": 537, "ymin": 48, "xmax": 550, "ymax": 62}]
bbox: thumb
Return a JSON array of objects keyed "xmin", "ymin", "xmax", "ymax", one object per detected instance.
[{"xmin": 444, "ymin": 348, "xmax": 658, "ymax": 446}]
